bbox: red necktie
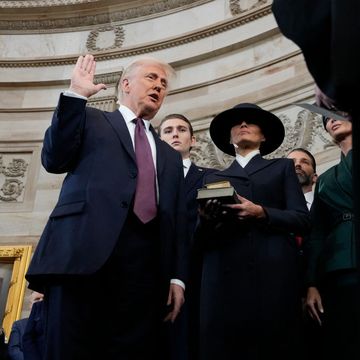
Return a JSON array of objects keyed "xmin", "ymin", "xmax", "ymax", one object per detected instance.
[
  {"xmin": 295, "ymin": 235, "xmax": 303, "ymax": 247},
  {"xmin": 133, "ymin": 118, "xmax": 157, "ymax": 223}
]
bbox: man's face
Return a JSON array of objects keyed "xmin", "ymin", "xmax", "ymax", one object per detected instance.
[
  {"xmin": 29, "ymin": 291, "xmax": 44, "ymax": 309},
  {"xmin": 287, "ymin": 151, "xmax": 316, "ymax": 187},
  {"xmin": 160, "ymin": 118, "xmax": 195, "ymax": 159},
  {"xmin": 121, "ymin": 63, "xmax": 168, "ymax": 120},
  {"xmin": 230, "ymin": 121, "xmax": 265, "ymax": 150}
]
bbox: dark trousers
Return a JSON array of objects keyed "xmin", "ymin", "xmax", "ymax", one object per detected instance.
[
  {"xmin": 319, "ymin": 271, "xmax": 360, "ymax": 359},
  {"xmin": 43, "ymin": 213, "xmax": 169, "ymax": 360}
]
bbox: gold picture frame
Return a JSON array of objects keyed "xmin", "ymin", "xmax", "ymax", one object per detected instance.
[{"xmin": 0, "ymin": 245, "xmax": 32, "ymax": 338}]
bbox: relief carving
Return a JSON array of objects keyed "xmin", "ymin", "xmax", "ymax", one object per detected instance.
[
  {"xmin": 2, "ymin": 159, "xmax": 28, "ymax": 177},
  {"xmin": 0, "ymin": 155, "xmax": 29, "ymax": 203},
  {"xmin": 229, "ymin": 0, "xmax": 269, "ymax": 15},
  {"xmin": 0, "ymin": 0, "xmax": 211, "ymax": 31},
  {"xmin": 191, "ymin": 131, "xmax": 233, "ymax": 170},
  {"xmin": 0, "ymin": 179, "xmax": 24, "ymax": 202},
  {"xmin": 0, "ymin": 0, "xmax": 99, "ymax": 8},
  {"xmin": 270, "ymin": 109, "xmax": 334, "ymax": 159},
  {"xmin": 86, "ymin": 25, "xmax": 125, "ymax": 51}
]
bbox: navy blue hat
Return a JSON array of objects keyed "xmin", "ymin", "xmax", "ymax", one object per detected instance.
[{"xmin": 210, "ymin": 103, "xmax": 285, "ymax": 156}]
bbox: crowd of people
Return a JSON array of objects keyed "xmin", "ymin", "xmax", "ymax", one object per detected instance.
[{"xmin": 1, "ymin": 35, "xmax": 357, "ymax": 359}]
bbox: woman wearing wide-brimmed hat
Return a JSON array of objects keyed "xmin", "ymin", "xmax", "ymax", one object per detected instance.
[{"xmin": 195, "ymin": 103, "xmax": 310, "ymax": 360}]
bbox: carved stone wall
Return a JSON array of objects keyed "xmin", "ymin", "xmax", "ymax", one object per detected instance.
[{"xmin": 0, "ymin": 146, "xmax": 41, "ymax": 213}]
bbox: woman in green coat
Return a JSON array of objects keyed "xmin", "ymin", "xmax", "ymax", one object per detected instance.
[{"xmin": 306, "ymin": 113, "xmax": 357, "ymax": 358}]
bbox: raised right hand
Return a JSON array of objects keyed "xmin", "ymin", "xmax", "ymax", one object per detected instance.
[{"xmin": 69, "ymin": 54, "xmax": 107, "ymax": 98}]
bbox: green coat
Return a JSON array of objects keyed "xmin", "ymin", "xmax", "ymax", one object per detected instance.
[{"xmin": 306, "ymin": 150, "xmax": 356, "ymax": 286}]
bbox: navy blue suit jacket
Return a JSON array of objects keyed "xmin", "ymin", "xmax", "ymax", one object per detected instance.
[
  {"xmin": 8, "ymin": 318, "xmax": 27, "ymax": 360},
  {"xmin": 22, "ymin": 301, "xmax": 44, "ymax": 360},
  {"xmin": 184, "ymin": 163, "xmax": 216, "ymax": 236},
  {"xmin": 26, "ymin": 95, "xmax": 189, "ymax": 291}
]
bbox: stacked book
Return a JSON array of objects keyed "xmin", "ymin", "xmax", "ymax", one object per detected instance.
[{"xmin": 196, "ymin": 180, "xmax": 240, "ymax": 205}]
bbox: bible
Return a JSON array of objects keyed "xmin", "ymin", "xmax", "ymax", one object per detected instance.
[{"xmin": 196, "ymin": 180, "xmax": 240, "ymax": 204}]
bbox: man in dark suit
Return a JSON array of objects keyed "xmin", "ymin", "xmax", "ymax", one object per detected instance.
[
  {"xmin": 159, "ymin": 114, "xmax": 215, "ymax": 235},
  {"xmin": 159, "ymin": 114, "xmax": 216, "ymax": 360},
  {"xmin": 287, "ymin": 148, "xmax": 317, "ymax": 210},
  {"xmin": 196, "ymin": 103, "xmax": 310, "ymax": 360},
  {"xmin": 8, "ymin": 319, "xmax": 27, "ymax": 360},
  {"xmin": 26, "ymin": 54, "xmax": 189, "ymax": 359},
  {"xmin": 8, "ymin": 291, "xmax": 44, "ymax": 360}
]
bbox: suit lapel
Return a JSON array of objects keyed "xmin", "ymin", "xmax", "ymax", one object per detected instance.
[
  {"xmin": 219, "ymin": 160, "xmax": 249, "ymax": 180},
  {"xmin": 185, "ymin": 163, "xmax": 204, "ymax": 194},
  {"xmin": 151, "ymin": 126, "xmax": 166, "ymax": 179},
  {"xmin": 217, "ymin": 155, "xmax": 280, "ymax": 179},
  {"xmin": 244, "ymin": 154, "xmax": 279, "ymax": 176},
  {"xmin": 104, "ymin": 110, "xmax": 136, "ymax": 163}
]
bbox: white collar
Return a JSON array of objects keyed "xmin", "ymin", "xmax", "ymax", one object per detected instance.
[
  {"xmin": 304, "ymin": 190, "xmax": 314, "ymax": 210},
  {"xmin": 183, "ymin": 158, "xmax": 192, "ymax": 169},
  {"xmin": 118, "ymin": 105, "xmax": 151, "ymax": 131},
  {"xmin": 235, "ymin": 149, "xmax": 260, "ymax": 167}
]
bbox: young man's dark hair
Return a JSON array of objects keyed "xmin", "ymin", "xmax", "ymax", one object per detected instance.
[{"xmin": 158, "ymin": 113, "xmax": 194, "ymax": 136}]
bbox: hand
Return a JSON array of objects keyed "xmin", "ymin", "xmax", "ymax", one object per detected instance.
[
  {"xmin": 199, "ymin": 199, "xmax": 227, "ymax": 221},
  {"xmin": 315, "ymin": 84, "xmax": 338, "ymax": 111},
  {"xmin": 306, "ymin": 286, "xmax": 324, "ymax": 325},
  {"xmin": 225, "ymin": 195, "xmax": 265, "ymax": 220},
  {"xmin": 69, "ymin": 54, "xmax": 107, "ymax": 98},
  {"xmin": 163, "ymin": 284, "xmax": 185, "ymax": 323}
]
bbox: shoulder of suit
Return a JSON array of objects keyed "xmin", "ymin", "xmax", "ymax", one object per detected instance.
[
  {"xmin": 85, "ymin": 105, "xmax": 108, "ymax": 119},
  {"xmin": 318, "ymin": 164, "xmax": 335, "ymax": 181},
  {"xmin": 192, "ymin": 164, "xmax": 218, "ymax": 172},
  {"xmin": 262, "ymin": 157, "xmax": 287, "ymax": 163}
]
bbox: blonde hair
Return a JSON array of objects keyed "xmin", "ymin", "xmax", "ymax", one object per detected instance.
[{"xmin": 117, "ymin": 57, "xmax": 175, "ymax": 100}]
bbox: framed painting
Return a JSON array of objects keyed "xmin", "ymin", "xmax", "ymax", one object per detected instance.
[{"xmin": 0, "ymin": 246, "xmax": 32, "ymax": 338}]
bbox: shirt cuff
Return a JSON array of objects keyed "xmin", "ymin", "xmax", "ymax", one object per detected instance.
[
  {"xmin": 63, "ymin": 90, "xmax": 88, "ymax": 101},
  {"xmin": 170, "ymin": 279, "xmax": 185, "ymax": 291}
]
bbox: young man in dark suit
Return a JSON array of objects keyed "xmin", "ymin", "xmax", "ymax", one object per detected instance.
[
  {"xmin": 159, "ymin": 114, "xmax": 215, "ymax": 360},
  {"xmin": 26, "ymin": 54, "xmax": 189, "ymax": 360},
  {"xmin": 159, "ymin": 114, "xmax": 215, "ymax": 234}
]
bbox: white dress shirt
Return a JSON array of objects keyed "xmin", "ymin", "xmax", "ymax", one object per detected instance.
[
  {"xmin": 183, "ymin": 158, "xmax": 192, "ymax": 177},
  {"xmin": 304, "ymin": 190, "xmax": 314, "ymax": 210},
  {"xmin": 118, "ymin": 105, "xmax": 157, "ymax": 170}
]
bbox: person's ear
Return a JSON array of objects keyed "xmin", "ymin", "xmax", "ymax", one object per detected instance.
[
  {"xmin": 312, "ymin": 173, "xmax": 318, "ymax": 184},
  {"xmin": 191, "ymin": 135, "xmax": 196, "ymax": 147},
  {"xmin": 121, "ymin": 78, "xmax": 130, "ymax": 94}
]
